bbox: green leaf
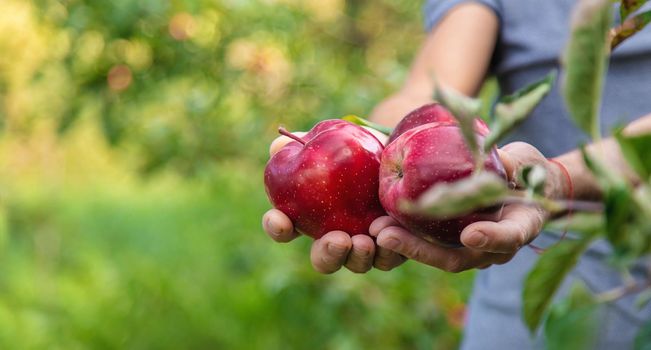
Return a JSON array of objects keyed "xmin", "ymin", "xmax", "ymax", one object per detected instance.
[
  {"xmin": 544, "ymin": 213, "xmax": 605, "ymax": 235},
  {"xmin": 341, "ymin": 115, "xmax": 393, "ymax": 135},
  {"xmin": 620, "ymin": 0, "xmax": 648, "ymax": 22},
  {"xmin": 634, "ymin": 184, "xmax": 651, "ymax": 217},
  {"xmin": 604, "ymin": 185, "xmax": 635, "ymax": 247},
  {"xmin": 562, "ymin": 0, "xmax": 612, "ymax": 140},
  {"xmin": 635, "ymin": 319, "xmax": 651, "ymax": 350},
  {"xmin": 544, "ymin": 282, "xmax": 601, "ymax": 350},
  {"xmin": 635, "ymin": 288, "xmax": 651, "ymax": 310},
  {"xmin": 522, "ymin": 234, "xmax": 596, "ymax": 333},
  {"xmin": 401, "ymin": 172, "xmax": 508, "ymax": 219},
  {"xmin": 519, "ymin": 165, "xmax": 548, "ymax": 197},
  {"xmin": 581, "ymin": 145, "xmax": 643, "ymax": 259},
  {"xmin": 432, "ymin": 83, "xmax": 483, "ymax": 164},
  {"xmin": 484, "ymin": 72, "xmax": 556, "ymax": 150},
  {"xmin": 615, "ymin": 129, "xmax": 651, "ymax": 181},
  {"xmin": 580, "ymin": 145, "xmax": 625, "ymax": 189},
  {"xmin": 612, "ymin": 10, "xmax": 651, "ymax": 50},
  {"xmin": 604, "ymin": 186, "xmax": 651, "ymax": 263}
]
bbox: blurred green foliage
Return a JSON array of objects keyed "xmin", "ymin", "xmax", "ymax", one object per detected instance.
[
  {"xmin": 2, "ymin": 0, "xmax": 428, "ymax": 174},
  {"xmin": 0, "ymin": 0, "xmax": 474, "ymax": 348}
]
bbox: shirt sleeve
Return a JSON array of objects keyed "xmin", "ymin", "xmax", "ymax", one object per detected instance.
[{"xmin": 423, "ymin": 0, "xmax": 502, "ymax": 32}]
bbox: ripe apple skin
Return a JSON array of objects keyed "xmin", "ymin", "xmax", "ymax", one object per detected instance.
[
  {"xmin": 388, "ymin": 103, "xmax": 490, "ymax": 144},
  {"xmin": 264, "ymin": 120, "xmax": 386, "ymax": 239},
  {"xmin": 388, "ymin": 103, "xmax": 456, "ymax": 144},
  {"xmin": 379, "ymin": 123, "xmax": 506, "ymax": 247}
]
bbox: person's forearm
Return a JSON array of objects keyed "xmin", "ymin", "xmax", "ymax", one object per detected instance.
[
  {"xmin": 369, "ymin": 3, "xmax": 499, "ymax": 127},
  {"xmin": 401, "ymin": 3, "xmax": 499, "ymax": 99},
  {"xmin": 553, "ymin": 113, "xmax": 651, "ymax": 200}
]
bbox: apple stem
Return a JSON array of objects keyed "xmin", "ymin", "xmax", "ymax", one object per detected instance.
[{"xmin": 278, "ymin": 126, "xmax": 306, "ymax": 145}]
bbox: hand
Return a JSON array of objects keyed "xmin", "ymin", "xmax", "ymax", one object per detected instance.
[
  {"xmin": 262, "ymin": 209, "xmax": 406, "ymax": 273},
  {"xmin": 371, "ymin": 142, "xmax": 569, "ymax": 272},
  {"xmin": 262, "ymin": 129, "xmax": 405, "ymax": 274}
]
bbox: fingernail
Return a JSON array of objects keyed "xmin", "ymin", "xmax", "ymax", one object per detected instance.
[
  {"xmin": 381, "ymin": 237, "xmax": 400, "ymax": 250},
  {"xmin": 327, "ymin": 243, "xmax": 347, "ymax": 256},
  {"xmin": 465, "ymin": 231, "xmax": 487, "ymax": 248},
  {"xmin": 266, "ymin": 218, "xmax": 281, "ymax": 236}
]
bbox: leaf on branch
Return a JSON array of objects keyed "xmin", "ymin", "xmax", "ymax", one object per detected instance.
[
  {"xmin": 611, "ymin": 9, "xmax": 651, "ymax": 50},
  {"xmin": 634, "ymin": 184, "xmax": 651, "ymax": 217},
  {"xmin": 604, "ymin": 185, "xmax": 636, "ymax": 247},
  {"xmin": 620, "ymin": 0, "xmax": 648, "ymax": 22},
  {"xmin": 544, "ymin": 213, "xmax": 605, "ymax": 235},
  {"xmin": 432, "ymin": 82, "xmax": 483, "ymax": 163},
  {"xmin": 484, "ymin": 71, "xmax": 556, "ymax": 151},
  {"xmin": 583, "ymin": 146, "xmax": 651, "ymax": 261},
  {"xmin": 580, "ymin": 145, "xmax": 641, "ymax": 256},
  {"xmin": 603, "ymin": 186, "xmax": 651, "ymax": 264},
  {"xmin": 635, "ymin": 288, "xmax": 651, "ymax": 310},
  {"xmin": 523, "ymin": 234, "xmax": 596, "ymax": 333},
  {"xmin": 580, "ymin": 145, "xmax": 626, "ymax": 189},
  {"xmin": 519, "ymin": 165, "xmax": 548, "ymax": 197},
  {"xmin": 400, "ymin": 172, "xmax": 508, "ymax": 219},
  {"xmin": 544, "ymin": 282, "xmax": 602, "ymax": 350},
  {"xmin": 615, "ymin": 129, "xmax": 651, "ymax": 181},
  {"xmin": 563, "ymin": 0, "xmax": 613, "ymax": 140},
  {"xmin": 635, "ymin": 318, "xmax": 651, "ymax": 350},
  {"xmin": 341, "ymin": 115, "xmax": 393, "ymax": 135}
]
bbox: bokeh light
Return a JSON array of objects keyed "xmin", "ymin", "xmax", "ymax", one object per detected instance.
[{"xmin": 107, "ymin": 64, "xmax": 133, "ymax": 91}]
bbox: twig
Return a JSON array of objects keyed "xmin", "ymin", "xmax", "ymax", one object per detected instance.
[
  {"xmin": 596, "ymin": 279, "xmax": 651, "ymax": 303},
  {"xmin": 501, "ymin": 195, "xmax": 604, "ymax": 213}
]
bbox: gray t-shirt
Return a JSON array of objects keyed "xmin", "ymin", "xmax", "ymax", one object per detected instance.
[{"xmin": 424, "ymin": 1, "xmax": 651, "ymax": 349}]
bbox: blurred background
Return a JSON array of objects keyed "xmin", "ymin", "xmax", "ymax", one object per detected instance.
[{"xmin": 0, "ymin": 1, "xmax": 476, "ymax": 348}]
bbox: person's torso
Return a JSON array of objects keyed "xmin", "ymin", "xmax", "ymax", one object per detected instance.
[{"xmin": 494, "ymin": 0, "xmax": 651, "ymax": 156}]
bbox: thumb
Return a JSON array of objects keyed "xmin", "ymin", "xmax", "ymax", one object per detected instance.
[
  {"xmin": 269, "ymin": 131, "xmax": 307, "ymax": 157},
  {"xmin": 498, "ymin": 141, "xmax": 549, "ymax": 188},
  {"xmin": 496, "ymin": 148, "xmax": 517, "ymax": 183},
  {"xmin": 362, "ymin": 126, "xmax": 389, "ymax": 146}
]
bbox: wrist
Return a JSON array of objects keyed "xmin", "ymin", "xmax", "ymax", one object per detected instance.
[
  {"xmin": 547, "ymin": 158, "xmax": 573, "ymax": 200},
  {"xmin": 399, "ymin": 79, "xmax": 434, "ymax": 100}
]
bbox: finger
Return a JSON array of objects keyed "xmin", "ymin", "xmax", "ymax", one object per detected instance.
[
  {"xmin": 496, "ymin": 148, "xmax": 516, "ymax": 183},
  {"xmin": 310, "ymin": 231, "xmax": 352, "ymax": 274},
  {"xmin": 269, "ymin": 132, "xmax": 307, "ymax": 156},
  {"xmin": 477, "ymin": 263, "xmax": 492, "ymax": 270},
  {"xmin": 499, "ymin": 142, "xmax": 546, "ymax": 184},
  {"xmin": 373, "ymin": 245, "xmax": 407, "ymax": 271},
  {"xmin": 262, "ymin": 209, "xmax": 300, "ymax": 243},
  {"xmin": 361, "ymin": 126, "xmax": 389, "ymax": 145},
  {"xmin": 376, "ymin": 226, "xmax": 477, "ymax": 273},
  {"xmin": 344, "ymin": 235, "xmax": 376, "ymax": 273},
  {"xmin": 369, "ymin": 216, "xmax": 400, "ymax": 237},
  {"xmin": 492, "ymin": 253, "xmax": 515, "ymax": 265},
  {"xmin": 460, "ymin": 204, "xmax": 545, "ymax": 254},
  {"xmin": 377, "ymin": 226, "xmax": 513, "ymax": 272}
]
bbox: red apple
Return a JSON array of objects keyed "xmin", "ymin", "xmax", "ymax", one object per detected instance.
[
  {"xmin": 388, "ymin": 103, "xmax": 490, "ymax": 144},
  {"xmin": 379, "ymin": 123, "xmax": 506, "ymax": 247},
  {"xmin": 388, "ymin": 103, "xmax": 456, "ymax": 144},
  {"xmin": 264, "ymin": 120, "xmax": 386, "ymax": 239}
]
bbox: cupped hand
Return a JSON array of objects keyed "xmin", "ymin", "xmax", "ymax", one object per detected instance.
[
  {"xmin": 262, "ymin": 128, "xmax": 404, "ymax": 274},
  {"xmin": 372, "ymin": 142, "xmax": 569, "ymax": 272},
  {"xmin": 262, "ymin": 209, "xmax": 406, "ymax": 273}
]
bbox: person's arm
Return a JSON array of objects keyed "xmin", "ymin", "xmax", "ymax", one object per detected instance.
[
  {"xmin": 553, "ymin": 116, "xmax": 651, "ymax": 200},
  {"xmin": 371, "ymin": 114, "xmax": 651, "ymax": 272},
  {"xmin": 369, "ymin": 2, "xmax": 499, "ymax": 127},
  {"xmin": 262, "ymin": 3, "xmax": 500, "ymax": 274}
]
